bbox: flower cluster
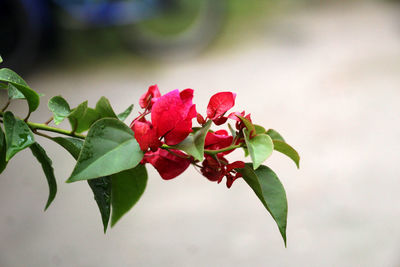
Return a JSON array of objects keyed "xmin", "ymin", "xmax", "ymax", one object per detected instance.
[{"xmin": 130, "ymin": 85, "xmax": 252, "ymax": 188}]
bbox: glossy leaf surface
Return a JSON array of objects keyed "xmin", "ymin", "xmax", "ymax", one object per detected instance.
[
  {"xmin": 67, "ymin": 118, "xmax": 143, "ymax": 182},
  {"xmin": 111, "ymin": 164, "xmax": 147, "ymax": 226},
  {"xmin": 68, "ymin": 101, "xmax": 88, "ymax": 132},
  {"xmin": 3, "ymin": 111, "xmax": 35, "ymax": 161},
  {"xmin": 48, "ymin": 96, "xmax": 71, "ymax": 125},
  {"xmin": 238, "ymin": 164, "xmax": 288, "ymax": 245},
  {"xmin": 0, "ymin": 68, "xmax": 40, "ymax": 112},
  {"xmin": 30, "ymin": 142, "xmax": 57, "ymax": 210}
]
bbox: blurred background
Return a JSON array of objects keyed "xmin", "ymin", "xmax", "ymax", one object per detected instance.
[{"xmin": 1, "ymin": 0, "xmax": 400, "ymax": 266}]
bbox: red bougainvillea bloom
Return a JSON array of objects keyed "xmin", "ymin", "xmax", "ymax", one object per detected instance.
[
  {"xmin": 207, "ymin": 92, "xmax": 236, "ymax": 125},
  {"xmin": 201, "ymin": 155, "xmax": 245, "ymax": 188},
  {"xmin": 143, "ymin": 148, "xmax": 191, "ymax": 180},
  {"xmin": 139, "ymin": 84, "xmax": 161, "ymax": 110},
  {"xmin": 130, "ymin": 120, "xmax": 161, "ymax": 151},
  {"xmin": 151, "ymin": 89, "xmax": 197, "ymax": 145},
  {"xmin": 204, "ymin": 130, "xmax": 234, "ymax": 156}
]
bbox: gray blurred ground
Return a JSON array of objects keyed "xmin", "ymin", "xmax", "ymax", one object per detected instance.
[{"xmin": 1, "ymin": 1, "xmax": 400, "ymax": 266}]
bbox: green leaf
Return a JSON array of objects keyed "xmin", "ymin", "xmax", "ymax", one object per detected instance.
[
  {"xmin": 51, "ymin": 136, "xmax": 112, "ymax": 232},
  {"xmin": 51, "ymin": 137, "xmax": 83, "ymax": 160},
  {"xmin": 111, "ymin": 164, "xmax": 147, "ymax": 226},
  {"xmin": 0, "ymin": 68, "xmax": 40, "ymax": 112},
  {"xmin": 3, "ymin": 111, "xmax": 35, "ymax": 161},
  {"xmin": 67, "ymin": 101, "xmax": 88, "ymax": 132},
  {"xmin": 266, "ymin": 129, "xmax": 285, "ymax": 142},
  {"xmin": 254, "ymin": 124, "xmax": 266, "ymax": 134},
  {"xmin": 0, "ymin": 55, "xmax": 2, "ymax": 64},
  {"xmin": 228, "ymin": 123, "xmax": 236, "ymax": 138},
  {"xmin": 67, "ymin": 118, "xmax": 143, "ymax": 182},
  {"xmin": 29, "ymin": 142, "xmax": 57, "ymax": 210},
  {"xmin": 237, "ymin": 164, "xmax": 288, "ymax": 246},
  {"xmin": 74, "ymin": 108, "xmax": 101, "ymax": 134},
  {"xmin": 95, "ymin": 97, "xmax": 118, "ymax": 119},
  {"xmin": 48, "ymin": 96, "xmax": 71, "ymax": 125},
  {"xmin": 237, "ymin": 115, "xmax": 255, "ymax": 134},
  {"xmin": 0, "ymin": 126, "xmax": 7, "ymax": 174},
  {"xmin": 117, "ymin": 104, "xmax": 134, "ymax": 121},
  {"xmin": 243, "ymin": 129, "xmax": 273, "ymax": 170},
  {"xmin": 273, "ymin": 140, "xmax": 300, "ymax": 168},
  {"xmin": 172, "ymin": 120, "xmax": 212, "ymax": 161},
  {"xmin": 88, "ymin": 176, "xmax": 111, "ymax": 233},
  {"xmin": 8, "ymin": 83, "xmax": 25, "ymax": 99}
]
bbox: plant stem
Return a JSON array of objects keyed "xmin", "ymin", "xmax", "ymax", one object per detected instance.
[
  {"xmin": 0, "ymin": 111, "xmax": 85, "ymax": 139},
  {"xmin": 161, "ymin": 144, "xmax": 241, "ymax": 156}
]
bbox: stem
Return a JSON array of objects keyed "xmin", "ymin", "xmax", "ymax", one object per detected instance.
[
  {"xmin": 0, "ymin": 111, "xmax": 85, "ymax": 139},
  {"xmin": 28, "ymin": 122, "xmax": 85, "ymax": 139},
  {"xmin": 1, "ymin": 99, "xmax": 10, "ymax": 112},
  {"xmin": 161, "ymin": 144, "xmax": 241, "ymax": 156},
  {"xmin": 44, "ymin": 116, "xmax": 53, "ymax": 125}
]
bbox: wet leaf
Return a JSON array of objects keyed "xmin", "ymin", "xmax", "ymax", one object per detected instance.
[
  {"xmin": 48, "ymin": 96, "xmax": 71, "ymax": 125},
  {"xmin": 3, "ymin": 111, "xmax": 35, "ymax": 161},
  {"xmin": 67, "ymin": 118, "xmax": 143, "ymax": 182},
  {"xmin": 0, "ymin": 68, "xmax": 40, "ymax": 112}
]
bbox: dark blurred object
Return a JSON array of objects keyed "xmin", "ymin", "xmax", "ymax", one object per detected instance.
[{"xmin": 0, "ymin": 0, "xmax": 227, "ymax": 73}]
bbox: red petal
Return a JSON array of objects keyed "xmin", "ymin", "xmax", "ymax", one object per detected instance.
[
  {"xmin": 131, "ymin": 121, "xmax": 161, "ymax": 151},
  {"xmin": 144, "ymin": 149, "xmax": 191, "ymax": 180},
  {"xmin": 204, "ymin": 130, "xmax": 234, "ymax": 155},
  {"xmin": 226, "ymin": 161, "xmax": 245, "ymax": 172},
  {"xmin": 151, "ymin": 89, "xmax": 196, "ymax": 145},
  {"xmin": 207, "ymin": 92, "xmax": 236, "ymax": 120},
  {"xmin": 139, "ymin": 84, "xmax": 161, "ymax": 109}
]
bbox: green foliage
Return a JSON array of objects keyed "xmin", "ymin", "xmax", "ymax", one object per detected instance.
[
  {"xmin": 117, "ymin": 104, "xmax": 134, "ymax": 122},
  {"xmin": 3, "ymin": 111, "xmax": 35, "ymax": 161},
  {"xmin": 52, "ymin": 137, "xmax": 83, "ymax": 159},
  {"xmin": 243, "ymin": 129, "xmax": 273, "ymax": 170},
  {"xmin": 0, "ymin": 126, "xmax": 7, "ymax": 174},
  {"xmin": 172, "ymin": 120, "xmax": 212, "ymax": 161},
  {"xmin": 67, "ymin": 118, "xmax": 143, "ymax": 182},
  {"xmin": 95, "ymin": 96, "xmax": 118, "ymax": 119},
  {"xmin": 88, "ymin": 176, "xmax": 112, "ymax": 232},
  {"xmin": 273, "ymin": 140, "xmax": 300, "ymax": 168},
  {"xmin": 0, "ymin": 68, "xmax": 40, "ymax": 112},
  {"xmin": 266, "ymin": 129, "xmax": 285, "ymax": 142},
  {"xmin": 68, "ymin": 101, "xmax": 88, "ymax": 132},
  {"xmin": 8, "ymin": 84, "xmax": 25, "ymax": 99},
  {"xmin": 29, "ymin": 142, "xmax": 57, "ymax": 210},
  {"xmin": 238, "ymin": 164, "xmax": 288, "ymax": 245},
  {"xmin": 111, "ymin": 164, "xmax": 147, "ymax": 226},
  {"xmin": 48, "ymin": 96, "xmax": 71, "ymax": 125}
]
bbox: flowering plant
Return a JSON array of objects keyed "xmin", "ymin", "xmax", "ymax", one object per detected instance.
[{"xmin": 0, "ymin": 58, "xmax": 299, "ymax": 245}]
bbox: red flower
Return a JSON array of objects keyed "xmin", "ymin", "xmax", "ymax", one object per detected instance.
[
  {"xmin": 143, "ymin": 148, "xmax": 191, "ymax": 180},
  {"xmin": 204, "ymin": 130, "xmax": 234, "ymax": 156},
  {"xmin": 130, "ymin": 120, "xmax": 161, "ymax": 151},
  {"xmin": 207, "ymin": 92, "xmax": 236, "ymax": 125},
  {"xmin": 151, "ymin": 89, "xmax": 197, "ymax": 146},
  {"xmin": 139, "ymin": 84, "xmax": 161, "ymax": 110},
  {"xmin": 201, "ymin": 155, "xmax": 245, "ymax": 188}
]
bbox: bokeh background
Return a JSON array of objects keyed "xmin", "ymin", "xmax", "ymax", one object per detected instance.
[{"xmin": 1, "ymin": 0, "xmax": 400, "ymax": 266}]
